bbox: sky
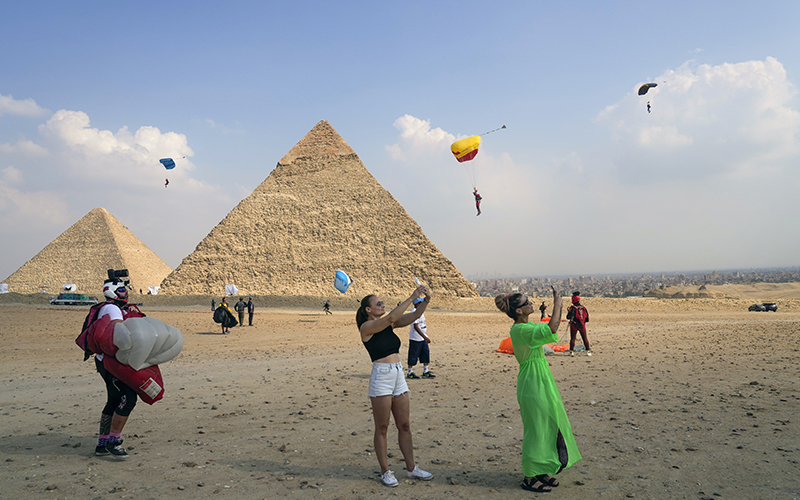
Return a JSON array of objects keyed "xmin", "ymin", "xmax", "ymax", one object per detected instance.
[{"xmin": 2, "ymin": 1, "xmax": 799, "ymax": 282}]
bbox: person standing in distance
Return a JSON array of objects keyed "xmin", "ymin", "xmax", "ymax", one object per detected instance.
[
  {"xmin": 566, "ymin": 293, "xmax": 591, "ymax": 356},
  {"xmin": 247, "ymin": 296, "xmax": 255, "ymax": 326},
  {"xmin": 407, "ymin": 297, "xmax": 434, "ymax": 379},
  {"xmin": 235, "ymin": 297, "xmax": 247, "ymax": 328},
  {"xmin": 357, "ymin": 285, "xmax": 434, "ymax": 487}
]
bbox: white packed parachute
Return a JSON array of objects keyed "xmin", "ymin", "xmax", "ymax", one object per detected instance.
[
  {"xmin": 148, "ymin": 286, "xmax": 160, "ymax": 295},
  {"xmin": 225, "ymin": 284, "xmax": 239, "ymax": 296},
  {"xmin": 0, "ymin": 283, "xmax": 8, "ymax": 294},
  {"xmin": 63, "ymin": 284, "xmax": 77, "ymax": 292},
  {"xmin": 112, "ymin": 317, "xmax": 184, "ymax": 371}
]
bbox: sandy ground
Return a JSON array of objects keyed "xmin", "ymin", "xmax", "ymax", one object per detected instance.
[{"xmin": 1, "ymin": 296, "xmax": 799, "ymax": 500}]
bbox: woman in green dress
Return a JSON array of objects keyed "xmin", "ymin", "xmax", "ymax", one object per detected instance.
[{"xmin": 495, "ymin": 286, "xmax": 582, "ymax": 492}]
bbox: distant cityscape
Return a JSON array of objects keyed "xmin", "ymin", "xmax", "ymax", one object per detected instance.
[{"xmin": 468, "ymin": 267, "xmax": 800, "ymax": 298}]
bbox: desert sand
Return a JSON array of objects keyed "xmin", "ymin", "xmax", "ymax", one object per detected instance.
[{"xmin": 1, "ymin": 294, "xmax": 799, "ymax": 500}]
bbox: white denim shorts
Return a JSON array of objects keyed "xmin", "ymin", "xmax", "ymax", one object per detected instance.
[{"xmin": 368, "ymin": 361, "xmax": 409, "ymax": 398}]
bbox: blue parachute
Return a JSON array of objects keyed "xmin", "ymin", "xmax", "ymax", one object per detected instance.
[
  {"xmin": 159, "ymin": 158, "xmax": 176, "ymax": 170},
  {"xmin": 334, "ymin": 270, "xmax": 353, "ymax": 294}
]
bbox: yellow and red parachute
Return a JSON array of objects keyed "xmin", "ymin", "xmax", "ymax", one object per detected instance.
[
  {"xmin": 450, "ymin": 125, "xmax": 506, "ymax": 190},
  {"xmin": 451, "ymin": 135, "xmax": 482, "ymax": 163}
]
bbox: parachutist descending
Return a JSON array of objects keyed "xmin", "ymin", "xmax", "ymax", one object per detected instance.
[
  {"xmin": 647, "ymin": 101, "xmax": 651, "ymax": 113},
  {"xmin": 473, "ymin": 188, "xmax": 482, "ymax": 216},
  {"xmin": 165, "ymin": 179, "xmax": 169, "ymax": 188}
]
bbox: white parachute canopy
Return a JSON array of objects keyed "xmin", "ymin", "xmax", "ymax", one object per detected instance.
[
  {"xmin": 112, "ymin": 317, "xmax": 184, "ymax": 370},
  {"xmin": 0, "ymin": 284, "xmax": 8, "ymax": 294},
  {"xmin": 63, "ymin": 284, "xmax": 77, "ymax": 292},
  {"xmin": 225, "ymin": 284, "xmax": 239, "ymax": 296},
  {"xmin": 148, "ymin": 286, "xmax": 160, "ymax": 295}
]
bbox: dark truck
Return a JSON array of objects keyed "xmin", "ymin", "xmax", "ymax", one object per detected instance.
[
  {"xmin": 49, "ymin": 293, "xmax": 99, "ymax": 306},
  {"xmin": 748, "ymin": 302, "xmax": 778, "ymax": 312}
]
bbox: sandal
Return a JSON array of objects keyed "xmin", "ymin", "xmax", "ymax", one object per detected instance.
[
  {"xmin": 535, "ymin": 474, "xmax": 559, "ymax": 487},
  {"xmin": 521, "ymin": 477, "xmax": 552, "ymax": 492}
]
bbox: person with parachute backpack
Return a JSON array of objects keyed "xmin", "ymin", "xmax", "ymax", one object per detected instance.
[
  {"xmin": 213, "ymin": 297, "xmax": 237, "ymax": 334},
  {"xmin": 77, "ymin": 270, "xmax": 145, "ymax": 459}
]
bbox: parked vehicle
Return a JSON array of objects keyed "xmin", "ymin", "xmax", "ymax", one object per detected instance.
[
  {"xmin": 748, "ymin": 303, "xmax": 777, "ymax": 312},
  {"xmin": 49, "ymin": 293, "xmax": 99, "ymax": 306}
]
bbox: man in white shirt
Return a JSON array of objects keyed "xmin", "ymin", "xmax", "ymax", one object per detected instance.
[{"xmin": 407, "ymin": 298, "xmax": 435, "ymax": 379}]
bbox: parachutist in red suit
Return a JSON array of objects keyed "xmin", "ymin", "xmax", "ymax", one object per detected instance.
[{"xmin": 473, "ymin": 188, "xmax": 482, "ymax": 216}]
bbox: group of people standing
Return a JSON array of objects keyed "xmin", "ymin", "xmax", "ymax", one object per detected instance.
[
  {"xmin": 87, "ymin": 274, "xmax": 586, "ymax": 493},
  {"xmin": 357, "ymin": 284, "xmax": 588, "ymax": 491},
  {"xmin": 213, "ymin": 296, "xmax": 255, "ymax": 334}
]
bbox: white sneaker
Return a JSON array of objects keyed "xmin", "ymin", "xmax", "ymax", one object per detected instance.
[
  {"xmin": 381, "ymin": 470, "xmax": 398, "ymax": 487},
  {"xmin": 569, "ymin": 350, "xmax": 574, "ymax": 357},
  {"xmin": 406, "ymin": 465, "xmax": 433, "ymax": 480},
  {"xmin": 587, "ymin": 351, "xmax": 592, "ymax": 356}
]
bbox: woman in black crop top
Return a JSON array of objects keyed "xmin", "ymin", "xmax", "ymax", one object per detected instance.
[{"xmin": 357, "ymin": 285, "xmax": 433, "ymax": 487}]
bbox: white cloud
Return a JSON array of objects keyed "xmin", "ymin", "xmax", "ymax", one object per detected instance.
[
  {"xmin": 2, "ymin": 166, "xmax": 24, "ymax": 184},
  {"xmin": 0, "ymin": 139, "xmax": 49, "ymax": 157},
  {"xmin": 37, "ymin": 109, "xmax": 195, "ymax": 185},
  {"xmin": 637, "ymin": 126, "xmax": 693, "ymax": 148},
  {"xmin": 0, "ymin": 176, "xmax": 70, "ymax": 227},
  {"xmin": 0, "ymin": 93, "xmax": 48, "ymax": 117},
  {"xmin": 386, "ymin": 114, "xmax": 456, "ymax": 160},
  {"xmin": 595, "ymin": 57, "xmax": 800, "ymax": 184}
]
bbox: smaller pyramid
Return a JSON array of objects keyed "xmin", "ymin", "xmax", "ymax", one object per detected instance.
[{"xmin": 3, "ymin": 208, "xmax": 172, "ymax": 295}]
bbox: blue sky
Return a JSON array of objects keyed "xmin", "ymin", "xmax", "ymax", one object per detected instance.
[{"xmin": 2, "ymin": 1, "xmax": 799, "ymax": 283}]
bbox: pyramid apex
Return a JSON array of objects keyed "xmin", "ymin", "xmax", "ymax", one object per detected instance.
[{"xmin": 278, "ymin": 120, "xmax": 357, "ymax": 165}]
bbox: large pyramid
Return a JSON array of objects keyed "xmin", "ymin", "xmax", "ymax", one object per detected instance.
[
  {"xmin": 160, "ymin": 120, "xmax": 478, "ymax": 299},
  {"xmin": 4, "ymin": 208, "xmax": 172, "ymax": 295}
]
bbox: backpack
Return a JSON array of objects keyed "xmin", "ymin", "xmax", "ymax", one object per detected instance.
[{"xmin": 76, "ymin": 302, "xmax": 146, "ymax": 361}]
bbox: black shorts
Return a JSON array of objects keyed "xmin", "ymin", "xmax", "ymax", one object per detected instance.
[{"xmin": 407, "ymin": 339, "xmax": 430, "ymax": 366}]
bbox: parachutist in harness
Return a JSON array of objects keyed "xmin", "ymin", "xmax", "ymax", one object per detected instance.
[
  {"xmin": 165, "ymin": 179, "xmax": 169, "ymax": 187},
  {"xmin": 647, "ymin": 101, "xmax": 651, "ymax": 113},
  {"xmin": 89, "ymin": 269, "xmax": 139, "ymax": 459},
  {"xmin": 473, "ymin": 188, "xmax": 482, "ymax": 216}
]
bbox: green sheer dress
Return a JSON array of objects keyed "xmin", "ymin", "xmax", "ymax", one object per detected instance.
[{"xmin": 510, "ymin": 321, "xmax": 582, "ymax": 476}]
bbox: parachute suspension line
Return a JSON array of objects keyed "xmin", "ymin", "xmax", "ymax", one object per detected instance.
[
  {"xmin": 470, "ymin": 163, "xmax": 478, "ymax": 190},
  {"xmin": 480, "ymin": 125, "xmax": 506, "ymax": 136}
]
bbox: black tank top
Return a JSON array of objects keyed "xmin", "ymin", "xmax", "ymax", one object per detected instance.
[{"xmin": 363, "ymin": 325, "xmax": 401, "ymax": 362}]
